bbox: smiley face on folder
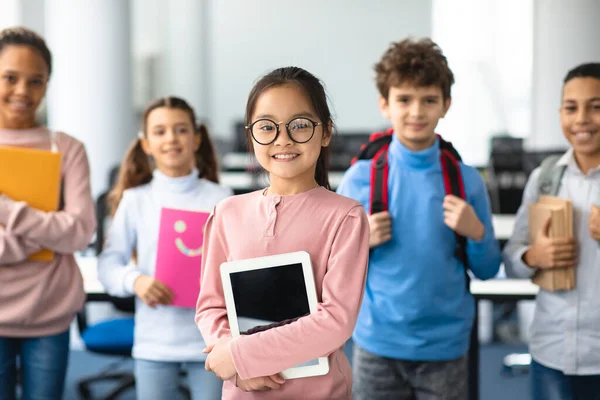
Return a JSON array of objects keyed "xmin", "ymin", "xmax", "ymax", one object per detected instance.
[
  {"xmin": 154, "ymin": 208, "xmax": 210, "ymax": 308},
  {"xmin": 173, "ymin": 219, "xmax": 202, "ymax": 257}
]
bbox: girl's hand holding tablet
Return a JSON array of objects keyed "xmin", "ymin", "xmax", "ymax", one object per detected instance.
[{"xmin": 204, "ymin": 337, "xmax": 237, "ymax": 380}]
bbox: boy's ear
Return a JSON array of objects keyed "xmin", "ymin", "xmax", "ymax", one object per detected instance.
[
  {"xmin": 441, "ymin": 97, "xmax": 452, "ymax": 118},
  {"xmin": 378, "ymin": 95, "xmax": 391, "ymax": 119}
]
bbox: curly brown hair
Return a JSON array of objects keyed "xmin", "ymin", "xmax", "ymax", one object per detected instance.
[{"xmin": 375, "ymin": 38, "xmax": 454, "ymax": 101}]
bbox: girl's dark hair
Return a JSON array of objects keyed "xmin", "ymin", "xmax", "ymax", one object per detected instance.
[
  {"xmin": 564, "ymin": 63, "xmax": 600, "ymax": 84},
  {"xmin": 244, "ymin": 67, "xmax": 332, "ymax": 190},
  {"xmin": 108, "ymin": 96, "xmax": 219, "ymax": 215},
  {"xmin": 0, "ymin": 27, "xmax": 52, "ymax": 75}
]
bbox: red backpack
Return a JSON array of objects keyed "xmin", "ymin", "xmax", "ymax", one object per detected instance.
[{"xmin": 352, "ymin": 129, "xmax": 468, "ymax": 268}]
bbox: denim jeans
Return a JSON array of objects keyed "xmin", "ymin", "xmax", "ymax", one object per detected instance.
[
  {"xmin": 135, "ymin": 359, "xmax": 222, "ymax": 400},
  {"xmin": 0, "ymin": 329, "xmax": 70, "ymax": 400},
  {"xmin": 531, "ymin": 359, "xmax": 600, "ymax": 400}
]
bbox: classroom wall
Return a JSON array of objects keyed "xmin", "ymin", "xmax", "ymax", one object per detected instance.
[
  {"xmin": 208, "ymin": 0, "xmax": 432, "ymax": 138},
  {"xmin": 132, "ymin": 0, "xmax": 433, "ymax": 139},
  {"xmin": 529, "ymin": 0, "xmax": 600, "ymax": 151},
  {"xmin": 432, "ymin": 0, "xmax": 533, "ymax": 166},
  {"xmin": 5, "ymin": 0, "xmax": 600, "ymax": 194}
]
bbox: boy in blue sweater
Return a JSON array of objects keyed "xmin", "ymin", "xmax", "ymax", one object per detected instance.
[{"xmin": 337, "ymin": 38, "xmax": 502, "ymax": 399}]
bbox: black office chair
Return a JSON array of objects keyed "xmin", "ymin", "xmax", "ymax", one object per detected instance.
[
  {"xmin": 76, "ymin": 297, "xmax": 136, "ymax": 399},
  {"xmin": 485, "ymin": 137, "xmax": 531, "ymax": 376},
  {"xmin": 76, "ymin": 262, "xmax": 191, "ymax": 400},
  {"xmin": 77, "ymin": 166, "xmax": 137, "ymax": 399},
  {"xmin": 328, "ymin": 131, "xmax": 372, "ymax": 172},
  {"xmin": 486, "ymin": 135, "xmax": 527, "ymax": 214}
]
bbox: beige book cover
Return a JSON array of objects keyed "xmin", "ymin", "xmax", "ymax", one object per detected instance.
[
  {"xmin": 528, "ymin": 196, "xmax": 574, "ymax": 291},
  {"xmin": 539, "ymin": 196, "xmax": 573, "ymax": 237}
]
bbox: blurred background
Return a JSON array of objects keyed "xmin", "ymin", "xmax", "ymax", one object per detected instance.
[
  {"xmin": 4, "ymin": 0, "xmax": 599, "ymax": 196},
  {"xmin": 4, "ymin": 1, "xmax": 600, "ymax": 399}
]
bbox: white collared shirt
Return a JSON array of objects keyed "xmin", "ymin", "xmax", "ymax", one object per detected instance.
[{"xmin": 503, "ymin": 148, "xmax": 600, "ymax": 374}]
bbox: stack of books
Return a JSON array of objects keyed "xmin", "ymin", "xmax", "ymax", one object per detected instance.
[{"xmin": 528, "ymin": 195, "xmax": 574, "ymax": 291}]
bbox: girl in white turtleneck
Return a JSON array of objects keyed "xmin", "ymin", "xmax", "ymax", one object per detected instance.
[{"xmin": 98, "ymin": 96, "xmax": 232, "ymax": 400}]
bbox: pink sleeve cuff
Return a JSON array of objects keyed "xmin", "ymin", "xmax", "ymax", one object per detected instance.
[
  {"xmin": 0, "ymin": 195, "xmax": 17, "ymax": 226},
  {"xmin": 230, "ymin": 336, "xmax": 250, "ymax": 380}
]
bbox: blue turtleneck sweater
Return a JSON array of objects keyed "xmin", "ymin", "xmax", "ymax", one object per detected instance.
[
  {"xmin": 337, "ymin": 135, "xmax": 501, "ymax": 360},
  {"xmin": 98, "ymin": 169, "xmax": 232, "ymax": 362}
]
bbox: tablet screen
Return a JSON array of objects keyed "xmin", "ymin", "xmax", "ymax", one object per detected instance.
[
  {"xmin": 230, "ymin": 262, "xmax": 310, "ymax": 333},
  {"xmin": 224, "ymin": 256, "xmax": 324, "ymax": 371}
]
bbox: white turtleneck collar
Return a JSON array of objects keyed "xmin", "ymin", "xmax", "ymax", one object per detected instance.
[{"xmin": 151, "ymin": 168, "xmax": 200, "ymax": 194}]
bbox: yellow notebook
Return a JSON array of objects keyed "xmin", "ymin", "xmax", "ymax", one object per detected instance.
[{"xmin": 0, "ymin": 146, "xmax": 61, "ymax": 261}]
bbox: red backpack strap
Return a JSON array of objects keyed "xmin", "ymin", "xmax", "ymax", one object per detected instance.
[
  {"xmin": 370, "ymin": 144, "xmax": 390, "ymax": 214},
  {"xmin": 359, "ymin": 130, "xmax": 393, "ymax": 215},
  {"xmin": 356, "ymin": 130, "xmax": 393, "ymax": 162},
  {"xmin": 437, "ymin": 135, "xmax": 469, "ymax": 280},
  {"xmin": 438, "ymin": 134, "xmax": 466, "ymax": 199},
  {"xmin": 352, "ymin": 130, "xmax": 393, "ymax": 215}
]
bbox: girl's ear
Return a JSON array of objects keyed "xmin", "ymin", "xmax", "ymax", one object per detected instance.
[
  {"xmin": 140, "ymin": 137, "xmax": 151, "ymax": 155},
  {"xmin": 322, "ymin": 120, "xmax": 333, "ymax": 147},
  {"xmin": 193, "ymin": 132, "xmax": 202, "ymax": 152}
]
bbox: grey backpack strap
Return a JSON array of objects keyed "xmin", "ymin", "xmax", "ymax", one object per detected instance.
[
  {"xmin": 536, "ymin": 155, "xmax": 566, "ymax": 198},
  {"xmin": 537, "ymin": 154, "xmax": 600, "ymax": 247}
]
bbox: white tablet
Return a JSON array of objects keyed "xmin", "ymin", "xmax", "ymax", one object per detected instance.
[{"xmin": 220, "ymin": 251, "xmax": 329, "ymax": 379}]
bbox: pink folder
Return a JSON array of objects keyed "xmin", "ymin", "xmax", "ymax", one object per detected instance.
[{"xmin": 154, "ymin": 208, "xmax": 210, "ymax": 308}]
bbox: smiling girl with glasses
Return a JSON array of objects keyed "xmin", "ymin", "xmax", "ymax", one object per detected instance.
[{"xmin": 196, "ymin": 66, "xmax": 370, "ymax": 399}]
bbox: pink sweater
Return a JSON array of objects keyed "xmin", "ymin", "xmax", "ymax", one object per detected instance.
[
  {"xmin": 0, "ymin": 127, "xmax": 96, "ymax": 337},
  {"xmin": 196, "ymin": 187, "xmax": 369, "ymax": 400}
]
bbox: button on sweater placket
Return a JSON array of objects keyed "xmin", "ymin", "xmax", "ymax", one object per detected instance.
[{"xmin": 265, "ymin": 195, "xmax": 281, "ymax": 237}]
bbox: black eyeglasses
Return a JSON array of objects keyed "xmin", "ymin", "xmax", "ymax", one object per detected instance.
[{"xmin": 246, "ymin": 117, "xmax": 322, "ymax": 145}]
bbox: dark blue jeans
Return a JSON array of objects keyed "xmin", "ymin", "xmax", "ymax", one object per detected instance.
[
  {"xmin": 531, "ymin": 359, "xmax": 600, "ymax": 400},
  {"xmin": 0, "ymin": 329, "xmax": 70, "ymax": 400}
]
